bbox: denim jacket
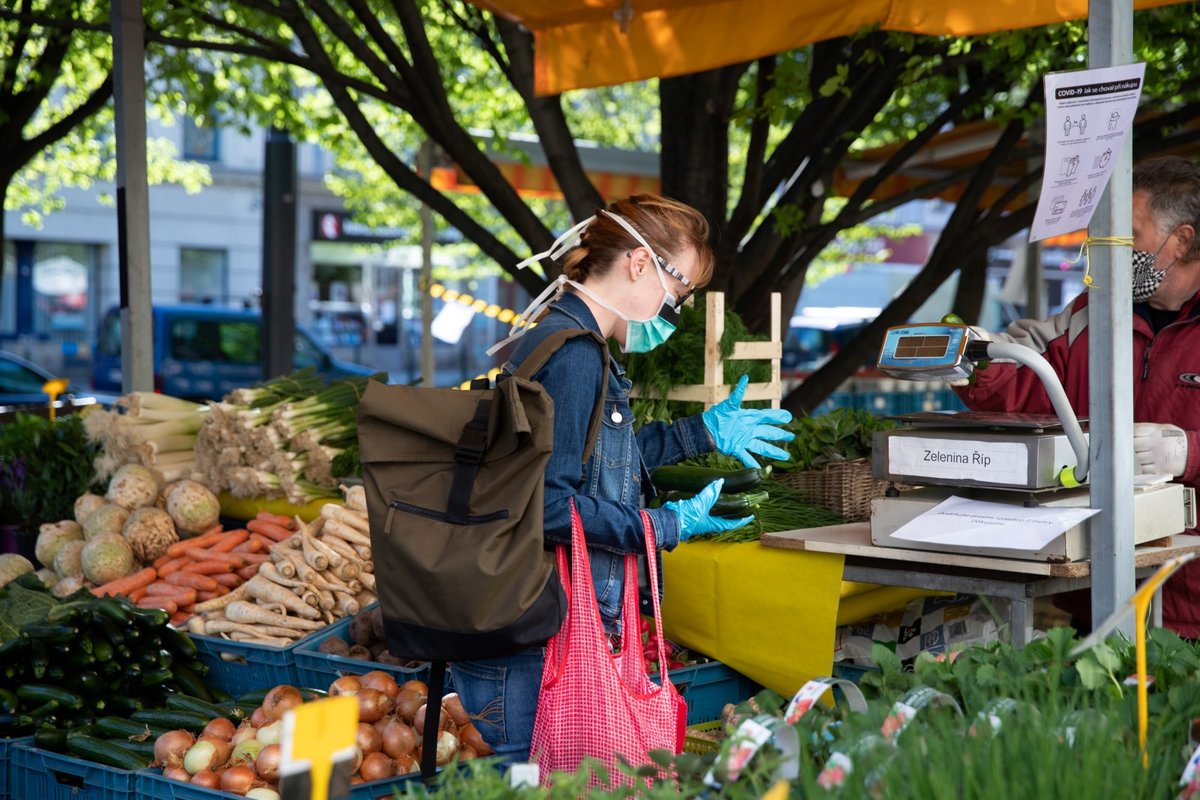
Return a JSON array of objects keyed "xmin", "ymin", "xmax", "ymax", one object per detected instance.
[{"xmin": 502, "ymin": 292, "xmax": 713, "ymax": 623}]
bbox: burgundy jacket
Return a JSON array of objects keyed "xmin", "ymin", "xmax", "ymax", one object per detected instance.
[{"xmin": 956, "ymin": 290, "xmax": 1200, "ymax": 636}]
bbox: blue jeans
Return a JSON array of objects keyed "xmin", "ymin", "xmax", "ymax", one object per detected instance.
[{"xmin": 450, "ymin": 648, "xmax": 546, "ymax": 761}]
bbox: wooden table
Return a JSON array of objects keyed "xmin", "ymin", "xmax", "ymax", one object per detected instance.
[{"xmin": 762, "ymin": 523, "xmax": 1200, "ymax": 647}]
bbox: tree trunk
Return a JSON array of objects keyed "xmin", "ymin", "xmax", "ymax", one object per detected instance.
[
  {"xmin": 659, "ymin": 65, "xmax": 744, "ymax": 275},
  {"xmin": 952, "ymin": 247, "xmax": 990, "ymax": 324}
]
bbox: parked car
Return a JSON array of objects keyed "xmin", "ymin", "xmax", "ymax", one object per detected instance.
[
  {"xmin": 0, "ymin": 350, "xmax": 118, "ymax": 421},
  {"xmin": 91, "ymin": 304, "xmax": 377, "ymax": 400},
  {"xmin": 781, "ymin": 314, "xmax": 875, "ymax": 373}
]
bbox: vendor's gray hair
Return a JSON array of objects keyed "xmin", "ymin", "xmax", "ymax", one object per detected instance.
[{"xmin": 1133, "ymin": 155, "xmax": 1200, "ymax": 260}]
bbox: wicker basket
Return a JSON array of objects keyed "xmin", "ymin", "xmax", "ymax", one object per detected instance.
[{"xmin": 773, "ymin": 458, "xmax": 889, "ymax": 522}]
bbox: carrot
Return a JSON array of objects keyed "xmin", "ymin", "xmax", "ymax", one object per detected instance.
[
  {"xmin": 145, "ymin": 584, "xmax": 198, "ymax": 605},
  {"xmin": 211, "ymin": 529, "xmax": 250, "ymax": 553},
  {"xmin": 238, "ymin": 552, "xmax": 270, "ymax": 565},
  {"xmin": 91, "ymin": 567, "xmax": 159, "ymax": 598},
  {"xmin": 137, "ymin": 596, "xmax": 178, "ymax": 613},
  {"xmin": 255, "ymin": 512, "xmax": 295, "ymax": 530},
  {"xmin": 169, "ymin": 611, "xmax": 189, "ymax": 626},
  {"xmin": 128, "ymin": 587, "xmax": 149, "ymax": 602},
  {"xmin": 247, "ymin": 519, "xmax": 295, "ymax": 542},
  {"xmin": 196, "ymin": 590, "xmax": 221, "ymax": 602},
  {"xmin": 153, "ymin": 554, "xmax": 173, "ymax": 569},
  {"xmin": 199, "ymin": 523, "xmax": 224, "ymax": 537},
  {"xmin": 164, "ymin": 571, "xmax": 220, "ymax": 592},
  {"xmin": 236, "ymin": 565, "xmax": 260, "ymax": 581},
  {"xmin": 234, "ymin": 537, "xmax": 264, "ymax": 554},
  {"xmin": 211, "ymin": 572, "xmax": 242, "ymax": 588},
  {"xmin": 184, "ymin": 560, "xmax": 234, "ymax": 575},
  {"xmin": 166, "ymin": 530, "xmax": 225, "ymax": 558},
  {"xmin": 158, "ymin": 556, "xmax": 193, "ymax": 577},
  {"xmin": 248, "ymin": 532, "xmax": 275, "ymax": 551},
  {"xmin": 184, "ymin": 547, "xmax": 247, "ymax": 567}
]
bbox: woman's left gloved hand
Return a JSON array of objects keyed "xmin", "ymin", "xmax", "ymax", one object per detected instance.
[{"xmin": 702, "ymin": 374, "xmax": 794, "ymax": 468}]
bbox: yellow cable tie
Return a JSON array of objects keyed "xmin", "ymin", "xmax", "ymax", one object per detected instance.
[{"xmin": 1059, "ymin": 235, "xmax": 1133, "ymax": 289}]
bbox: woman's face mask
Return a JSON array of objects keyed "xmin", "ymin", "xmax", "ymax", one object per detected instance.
[{"xmin": 1132, "ymin": 228, "xmax": 1179, "ymax": 303}]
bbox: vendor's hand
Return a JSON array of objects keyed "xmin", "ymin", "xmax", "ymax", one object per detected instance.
[
  {"xmin": 1133, "ymin": 422, "xmax": 1188, "ymax": 477},
  {"xmin": 702, "ymin": 374, "xmax": 794, "ymax": 468},
  {"xmin": 948, "ymin": 325, "xmax": 992, "ymax": 388},
  {"xmin": 662, "ymin": 479, "xmax": 753, "ymax": 541}
]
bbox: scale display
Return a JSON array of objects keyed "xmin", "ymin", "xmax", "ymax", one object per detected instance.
[{"xmin": 877, "ymin": 324, "xmax": 973, "ymax": 380}]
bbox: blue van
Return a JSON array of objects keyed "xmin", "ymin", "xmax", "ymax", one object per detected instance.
[{"xmin": 92, "ymin": 305, "xmax": 376, "ymax": 400}]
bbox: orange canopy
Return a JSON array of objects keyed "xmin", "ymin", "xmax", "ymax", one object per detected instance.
[{"xmin": 468, "ymin": 0, "xmax": 1182, "ymax": 95}]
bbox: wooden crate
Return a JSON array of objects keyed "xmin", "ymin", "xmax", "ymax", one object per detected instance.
[{"xmin": 631, "ymin": 291, "xmax": 783, "ymax": 409}]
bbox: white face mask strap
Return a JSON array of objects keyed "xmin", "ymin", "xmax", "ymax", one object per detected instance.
[
  {"xmin": 514, "ymin": 216, "xmax": 597, "ymax": 270},
  {"xmin": 600, "ymin": 210, "xmax": 672, "ymax": 294},
  {"xmin": 485, "ymin": 275, "xmax": 570, "ymax": 356}
]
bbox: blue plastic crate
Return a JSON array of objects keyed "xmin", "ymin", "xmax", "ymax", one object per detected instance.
[
  {"xmin": 12, "ymin": 744, "xmax": 140, "ymax": 800},
  {"xmin": 139, "ymin": 764, "xmax": 423, "ymax": 800},
  {"xmin": 0, "ymin": 737, "xmax": 32, "ymax": 800},
  {"xmin": 832, "ymin": 661, "xmax": 879, "ymax": 685},
  {"xmin": 659, "ymin": 660, "xmax": 761, "ymax": 726},
  {"xmin": 294, "ymin": 614, "xmax": 433, "ymax": 693},
  {"xmin": 191, "ymin": 632, "xmax": 307, "ymax": 698}
]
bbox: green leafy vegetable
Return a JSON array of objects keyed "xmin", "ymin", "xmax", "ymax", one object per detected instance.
[
  {"xmin": 775, "ymin": 407, "xmax": 897, "ymax": 471},
  {"xmin": 0, "ymin": 582, "xmax": 60, "ymax": 642}
]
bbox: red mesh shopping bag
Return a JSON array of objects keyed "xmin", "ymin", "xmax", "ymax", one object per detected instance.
[{"xmin": 529, "ymin": 501, "xmax": 687, "ymax": 788}]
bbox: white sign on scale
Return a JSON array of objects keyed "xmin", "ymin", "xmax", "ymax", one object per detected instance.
[{"xmin": 1029, "ymin": 62, "xmax": 1146, "ymax": 243}]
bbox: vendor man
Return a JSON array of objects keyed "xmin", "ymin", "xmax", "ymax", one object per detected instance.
[{"xmin": 955, "ymin": 155, "xmax": 1200, "ymax": 637}]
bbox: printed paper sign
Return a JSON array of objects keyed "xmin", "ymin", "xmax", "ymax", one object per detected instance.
[
  {"xmin": 1030, "ymin": 62, "xmax": 1146, "ymax": 242},
  {"xmin": 890, "ymin": 495, "xmax": 1099, "ymax": 551}
]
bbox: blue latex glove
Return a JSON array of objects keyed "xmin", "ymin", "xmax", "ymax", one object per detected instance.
[
  {"xmin": 702, "ymin": 374, "xmax": 795, "ymax": 468},
  {"xmin": 662, "ymin": 478, "xmax": 753, "ymax": 541}
]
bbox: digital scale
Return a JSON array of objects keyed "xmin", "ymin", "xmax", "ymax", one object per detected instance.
[{"xmin": 868, "ymin": 323, "xmax": 1195, "ymax": 562}]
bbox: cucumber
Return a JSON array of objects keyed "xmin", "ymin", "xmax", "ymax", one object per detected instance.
[
  {"xmin": 94, "ymin": 716, "xmax": 167, "ymax": 741},
  {"xmin": 65, "ymin": 734, "xmax": 150, "ymax": 770},
  {"xmin": 650, "ymin": 464, "xmax": 763, "ymax": 494},
  {"xmin": 130, "ymin": 708, "xmax": 211, "ymax": 731},
  {"xmin": 660, "ymin": 489, "xmax": 770, "ymax": 518}
]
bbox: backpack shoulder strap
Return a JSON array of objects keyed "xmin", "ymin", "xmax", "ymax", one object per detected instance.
[{"xmin": 511, "ymin": 328, "xmax": 609, "ymax": 466}]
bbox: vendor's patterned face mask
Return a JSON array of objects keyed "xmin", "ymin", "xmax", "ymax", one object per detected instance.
[{"xmin": 1132, "ymin": 227, "xmax": 1180, "ymax": 303}]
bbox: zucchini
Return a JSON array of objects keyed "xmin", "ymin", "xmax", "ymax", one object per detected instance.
[
  {"xmin": 234, "ymin": 688, "xmax": 271, "ymax": 707},
  {"xmin": 34, "ymin": 725, "xmax": 68, "ymax": 751},
  {"xmin": 130, "ymin": 708, "xmax": 211, "ymax": 731},
  {"xmin": 17, "ymin": 684, "xmax": 85, "ymax": 711},
  {"xmin": 166, "ymin": 693, "xmax": 231, "ymax": 721},
  {"xmin": 20, "ymin": 624, "xmax": 78, "ymax": 644},
  {"xmin": 0, "ymin": 687, "xmax": 18, "ymax": 714},
  {"xmin": 94, "ymin": 716, "xmax": 166, "ymax": 741},
  {"xmin": 65, "ymin": 734, "xmax": 149, "ymax": 770},
  {"xmin": 169, "ymin": 661, "xmax": 212, "ymax": 701},
  {"xmin": 0, "ymin": 714, "xmax": 35, "ymax": 737},
  {"xmin": 160, "ymin": 625, "xmax": 198, "ymax": 660},
  {"xmin": 650, "ymin": 464, "xmax": 763, "ymax": 494},
  {"xmin": 660, "ymin": 489, "xmax": 770, "ymax": 518}
]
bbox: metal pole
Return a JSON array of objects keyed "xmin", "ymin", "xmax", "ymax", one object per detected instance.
[
  {"xmin": 110, "ymin": 0, "xmax": 153, "ymax": 392},
  {"xmin": 262, "ymin": 127, "xmax": 297, "ymax": 379},
  {"xmin": 418, "ymin": 141, "xmax": 435, "ymax": 386},
  {"xmin": 1087, "ymin": 0, "xmax": 1136, "ymax": 633}
]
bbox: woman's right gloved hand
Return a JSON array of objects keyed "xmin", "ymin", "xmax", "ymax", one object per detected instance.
[{"xmin": 661, "ymin": 478, "xmax": 753, "ymax": 541}]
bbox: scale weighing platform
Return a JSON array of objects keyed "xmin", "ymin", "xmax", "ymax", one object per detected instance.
[{"xmin": 868, "ymin": 324, "xmax": 1196, "ymax": 562}]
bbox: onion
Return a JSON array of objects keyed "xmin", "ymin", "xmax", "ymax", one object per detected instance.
[
  {"xmin": 329, "ymin": 675, "xmax": 362, "ymax": 697},
  {"xmin": 246, "ymin": 789, "xmax": 281, "ymax": 800},
  {"xmin": 359, "ymin": 671, "xmax": 400, "ymax": 700},
  {"xmin": 434, "ymin": 729, "xmax": 460, "ymax": 766},
  {"xmin": 256, "ymin": 743, "xmax": 282, "ymax": 784},
  {"xmin": 262, "ymin": 685, "xmax": 304, "ymax": 721},
  {"xmin": 373, "ymin": 717, "xmax": 391, "ymax": 735},
  {"xmin": 221, "ymin": 764, "xmax": 260, "ymax": 796},
  {"xmin": 184, "ymin": 740, "xmax": 222, "ymax": 775},
  {"xmin": 162, "ymin": 766, "xmax": 191, "ymax": 782},
  {"xmin": 413, "ymin": 703, "xmax": 449, "ymax": 736},
  {"xmin": 458, "ymin": 722, "xmax": 493, "ymax": 756},
  {"xmin": 395, "ymin": 753, "xmax": 418, "ymax": 775},
  {"xmin": 154, "ymin": 730, "xmax": 196, "ymax": 769},
  {"xmin": 203, "ymin": 717, "xmax": 236, "ymax": 740},
  {"xmin": 256, "ymin": 720, "xmax": 283, "ymax": 746},
  {"xmin": 231, "ymin": 723, "xmax": 259, "ymax": 746},
  {"xmin": 399, "ymin": 680, "xmax": 428, "ymax": 700},
  {"xmin": 230, "ymin": 739, "xmax": 265, "ymax": 766},
  {"xmin": 356, "ymin": 723, "xmax": 383, "ymax": 755},
  {"xmin": 197, "ymin": 734, "xmax": 233, "ymax": 767},
  {"xmin": 249, "ymin": 707, "xmax": 268, "ymax": 728},
  {"xmin": 380, "ymin": 718, "xmax": 416, "ymax": 758},
  {"xmin": 190, "ymin": 770, "xmax": 222, "ymax": 789},
  {"xmin": 442, "ymin": 693, "xmax": 471, "ymax": 728},
  {"xmin": 394, "ymin": 688, "xmax": 424, "ymax": 723},
  {"xmin": 359, "ymin": 751, "xmax": 397, "ymax": 782},
  {"xmin": 356, "ymin": 687, "xmax": 393, "ymax": 724},
  {"xmin": 459, "ymin": 745, "xmax": 478, "ymax": 761}
]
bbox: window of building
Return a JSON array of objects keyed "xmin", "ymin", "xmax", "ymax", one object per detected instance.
[
  {"xmin": 180, "ymin": 247, "xmax": 227, "ymax": 303},
  {"xmin": 183, "ymin": 114, "xmax": 219, "ymax": 161}
]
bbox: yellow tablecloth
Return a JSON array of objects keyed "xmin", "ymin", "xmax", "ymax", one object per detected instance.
[{"xmin": 662, "ymin": 541, "xmax": 938, "ymax": 696}]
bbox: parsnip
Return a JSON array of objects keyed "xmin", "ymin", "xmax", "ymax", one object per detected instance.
[
  {"xmin": 244, "ymin": 575, "xmax": 322, "ymax": 619},
  {"xmin": 224, "ymin": 600, "xmax": 324, "ymax": 630},
  {"xmin": 321, "ymin": 503, "xmax": 370, "ymax": 534}
]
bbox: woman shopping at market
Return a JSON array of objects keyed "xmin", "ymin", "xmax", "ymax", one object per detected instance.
[{"xmin": 450, "ymin": 193, "xmax": 795, "ymax": 759}]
